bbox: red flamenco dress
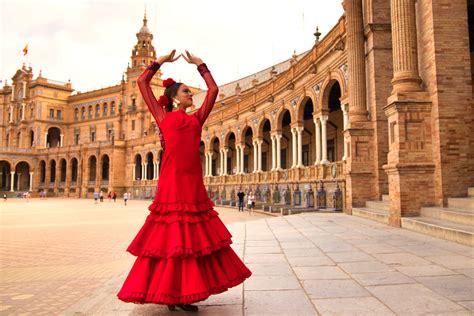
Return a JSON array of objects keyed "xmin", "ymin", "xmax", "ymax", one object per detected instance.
[{"xmin": 117, "ymin": 61, "xmax": 252, "ymax": 305}]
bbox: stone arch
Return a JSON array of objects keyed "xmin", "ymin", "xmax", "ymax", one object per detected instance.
[
  {"xmin": 275, "ymin": 104, "xmax": 295, "ymax": 131},
  {"xmin": 14, "ymin": 161, "xmax": 30, "ymax": 191},
  {"xmin": 320, "ymin": 77, "xmax": 345, "ymax": 111},
  {"xmin": 70, "ymin": 157, "xmax": 78, "ymax": 182},
  {"xmin": 49, "ymin": 159, "xmax": 57, "ymax": 183},
  {"xmin": 0, "ymin": 160, "xmax": 13, "ymax": 191},
  {"xmin": 101, "ymin": 154, "xmax": 110, "ymax": 181},
  {"xmin": 88, "ymin": 155, "xmax": 97, "ymax": 182},
  {"xmin": 296, "ymin": 96, "xmax": 315, "ymax": 123},
  {"xmin": 321, "ymin": 80, "xmax": 344, "ymax": 162},
  {"xmin": 211, "ymin": 137, "xmax": 221, "ymax": 176},
  {"xmin": 46, "ymin": 126, "xmax": 62, "ymax": 148},
  {"xmin": 256, "ymin": 114, "xmax": 274, "ymax": 137},
  {"xmin": 134, "ymin": 154, "xmax": 142, "ymax": 180},
  {"xmin": 145, "ymin": 152, "xmax": 153, "ymax": 180},
  {"xmin": 39, "ymin": 160, "xmax": 46, "ymax": 183},
  {"xmin": 59, "ymin": 158, "xmax": 67, "ymax": 182}
]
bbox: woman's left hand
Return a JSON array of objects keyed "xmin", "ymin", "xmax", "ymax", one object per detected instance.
[{"xmin": 183, "ymin": 50, "xmax": 203, "ymax": 66}]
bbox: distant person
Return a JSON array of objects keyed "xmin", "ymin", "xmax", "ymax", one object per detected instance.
[
  {"xmin": 99, "ymin": 191, "xmax": 104, "ymax": 202},
  {"xmin": 3, "ymin": 193, "xmax": 7, "ymax": 202},
  {"xmin": 93, "ymin": 191, "xmax": 99, "ymax": 204},
  {"xmin": 112, "ymin": 191, "xmax": 117, "ymax": 202},
  {"xmin": 123, "ymin": 192, "xmax": 128, "ymax": 206},
  {"xmin": 108, "ymin": 191, "xmax": 112, "ymax": 202},
  {"xmin": 237, "ymin": 189, "xmax": 245, "ymax": 212}
]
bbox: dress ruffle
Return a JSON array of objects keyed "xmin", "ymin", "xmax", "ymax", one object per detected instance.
[
  {"xmin": 117, "ymin": 246, "xmax": 252, "ymax": 305},
  {"xmin": 148, "ymin": 199, "xmax": 215, "ymax": 213},
  {"xmin": 127, "ymin": 210, "xmax": 233, "ymax": 258}
]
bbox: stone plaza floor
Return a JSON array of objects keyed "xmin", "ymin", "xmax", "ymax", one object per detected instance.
[{"xmin": 0, "ymin": 198, "xmax": 473, "ymax": 315}]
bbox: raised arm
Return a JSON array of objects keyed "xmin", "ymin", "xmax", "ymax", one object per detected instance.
[
  {"xmin": 182, "ymin": 50, "xmax": 219, "ymax": 126},
  {"xmin": 137, "ymin": 49, "xmax": 180, "ymax": 125},
  {"xmin": 137, "ymin": 61, "xmax": 166, "ymax": 124},
  {"xmin": 194, "ymin": 63, "xmax": 219, "ymax": 126}
]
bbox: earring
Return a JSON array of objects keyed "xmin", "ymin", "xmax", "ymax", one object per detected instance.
[{"xmin": 172, "ymin": 98, "xmax": 180, "ymax": 109}]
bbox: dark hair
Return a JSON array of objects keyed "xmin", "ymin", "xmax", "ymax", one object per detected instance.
[{"xmin": 163, "ymin": 82, "xmax": 183, "ymax": 112}]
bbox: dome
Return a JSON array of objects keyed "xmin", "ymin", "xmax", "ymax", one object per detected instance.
[{"xmin": 138, "ymin": 13, "xmax": 151, "ymax": 34}]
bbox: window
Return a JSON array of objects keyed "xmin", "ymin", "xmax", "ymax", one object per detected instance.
[
  {"xmin": 74, "ymin": 108, "xmax": 79, "ymax": 121},
  {"xmin": 132, "ymin": 120, "xmax": 135, "ymax": 131},
  {"xmin": 81, "ymin": 108, "xmax": 86, "ymax": 120},
  {"xmin": 95, "ymin": 104, "xmax": 100, "ymax": 117},
  {"xmin": 91, "ymin": 131, "xmax": 96, "ymax": 142},
  {"xmin": 88, "ymin": 106, "xmax": 92, "ymax": 119},
  {"xmin": 49, "ymin": 109, "xmax": 54, "ymax": 118},
  {"xmin": 111, "ymin": 102, "xmax": 115, "ymax": 115},
  {"xmin": 75, "ymin": 133, "xmax": 80, "ymax": 145},
  {"xmin": 57, "ymin": 110, "xmax": 62, "ymax": 120},
  {"xmin": 103, "ymin": 103, "xmax": 108, "ymax": 116}
]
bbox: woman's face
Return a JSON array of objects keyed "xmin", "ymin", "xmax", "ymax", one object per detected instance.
[{"xmin": 174, "ymin": 84, "xmax": 193, "ymax": 108}]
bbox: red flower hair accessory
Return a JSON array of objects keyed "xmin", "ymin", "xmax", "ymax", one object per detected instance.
[
  {"xmin": 157, "ymin": 95, "xmax": 170, "ymax": 108},
  {"xmin": 163, "ymin": 78, "xmax": 176, "ymax": 88}
]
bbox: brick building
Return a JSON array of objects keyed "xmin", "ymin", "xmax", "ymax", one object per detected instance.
[{"xmin": 1, "ymin": 1, "xmax": 473, "ymax": 244}]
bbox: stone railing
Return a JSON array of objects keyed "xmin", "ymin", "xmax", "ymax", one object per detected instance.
[{"xmin": 203, "ymin": 161, "xmax": 345, "ymax": 186}]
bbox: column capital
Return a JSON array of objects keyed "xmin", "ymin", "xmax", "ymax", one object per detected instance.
[{"xmin": 320, "ymin": 115, "xmax": 329, "ymax": 122}]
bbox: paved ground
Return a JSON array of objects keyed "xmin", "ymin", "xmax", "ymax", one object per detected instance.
[{"xmin": 1, "ymin": 198, "xmax": 473, "ymax": 315}]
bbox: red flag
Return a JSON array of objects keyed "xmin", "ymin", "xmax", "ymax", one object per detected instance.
[{"xmin": 23, "ymin": 44, "xmax": 28, "ymax": 56}]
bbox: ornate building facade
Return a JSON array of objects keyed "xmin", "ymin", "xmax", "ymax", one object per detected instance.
[{"xmin": 1, "ymin": 1, "xmax": 473, "ymax": 243}]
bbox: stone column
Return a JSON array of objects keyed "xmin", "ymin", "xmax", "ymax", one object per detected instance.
[
  {"xmin": 156, "ymin": 159, "xmax": 160, "ymax": 178},
  {"xmin": 342, "ymin": 104, "xmax": 349, "ymax": 161},
  {"xmin": 60, "ymin": 134, "xmax": 64, "ymax": 147},
  {"xmin": 44, "ymin": 133, "xmax": 48, "ymax": 148},
  {"xmin": 314, "ymin": 117, "xmax": 321, "ymax": 165},
  {"xmin": 275, "ymin": 134, "xmax": 282, "ymax": 170},
  {"xmin": 240, "ymin": 145, "xmax": 245, "ymax": 173},
  {"xmin": 53, "ymin": 163, "xmax": 59, "ymax": 193},
  {"xmin": 10, "ymin": 171, "xmax": 15, "ymax": 192},
  {"xmin": 253, "ymin": 140, "xmax": 258, "ymax": 173},
  {"xmin": 382, "ymin": 0, "xmax": 434, "ymax": 227},
  {"xmin": 16, "ymin": 173, "xmax": 21, "ymax": 191},
  {"xmin": 296, "ymin": 127, "xmax": 304, "ymax": 167},
  {"xmin": 320, "ymin": 115, "xmax": 329, "ymax": 164},
  {"xmin": 390, "ymin": 0, "xmax": 422, "ymax": 92},
  {"xmin": 142, "ymin": 163, "xmax": 146, "ymax": 180},
  {"xmin": 291, "ymin": 128, "xmax": 297, "ymax": 168},
  {"xmin": 257, "ymin": 139, "xmax": 263, "ymax": 172},
  {"xmin": 235, "ymin": 145, "xmax": 240, "ymax": 174},
  {"xmin": 219, "ymin": 149, "xmax": 223, "ymax": 176},
  {"xmin": 270, "ymin": 135, "xmax": 276, "ymax": 171},
  {"xmin": 223, "ymin": 148, "xmax": 229, "ymax": 175},
  {"xmin": 209, "ymin": 152, "xmax": 214, "ymax": 176},
  {"xmin": 345, "ymin": 0, "xmax": 368, "ymax": 123},
  {"xmin": 132, "ymin": 163, "xmax": 136, "ymax": 181},
  {"xmin": 29, "ymin": 172, "xmax": 33, "ymax": 191},
  {"xmin": 21, "ymin": 103, "xmax": 25, "ymax": 120},
  {"xmin": 204, "ymin": 153, "xmax": 209, "ymax": 176}
]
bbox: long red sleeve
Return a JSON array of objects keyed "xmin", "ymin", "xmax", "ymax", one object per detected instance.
[
  {"xmin": 193, "ymin": 63, "xmax": 219, "ymax": 126},
  {"xmin": 137, "ymin": 61, "xmax": 167, "ymax": 125}
]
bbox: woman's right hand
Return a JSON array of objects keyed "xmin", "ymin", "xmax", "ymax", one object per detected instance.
[{"xmin": 156, "ymin": 49, "xmax": 181, "ymax": 65}]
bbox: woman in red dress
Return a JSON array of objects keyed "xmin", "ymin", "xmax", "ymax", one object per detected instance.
[{"xmin": 117, "ymin": 50, "xmax": 252, "ymax": 312}]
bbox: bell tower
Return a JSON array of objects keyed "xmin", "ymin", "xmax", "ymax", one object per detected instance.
[{"xmin": 130, "ymin": 11, "xmax": 156, "ymax": 69}]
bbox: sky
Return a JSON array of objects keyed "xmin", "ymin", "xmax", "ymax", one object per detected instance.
[{"xmin": 0, "ymin": 0, "xmax": 343, "ymax": 93}]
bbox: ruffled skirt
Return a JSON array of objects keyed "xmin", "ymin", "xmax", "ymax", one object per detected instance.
[{"xmin": 116, "ymin": 199, "xmax": 252, "ymax": 305}]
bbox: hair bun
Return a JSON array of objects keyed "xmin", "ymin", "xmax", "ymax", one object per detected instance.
[{"xmin": 163, "ymin": 78, "xmax": 176, "ymax": 88}]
